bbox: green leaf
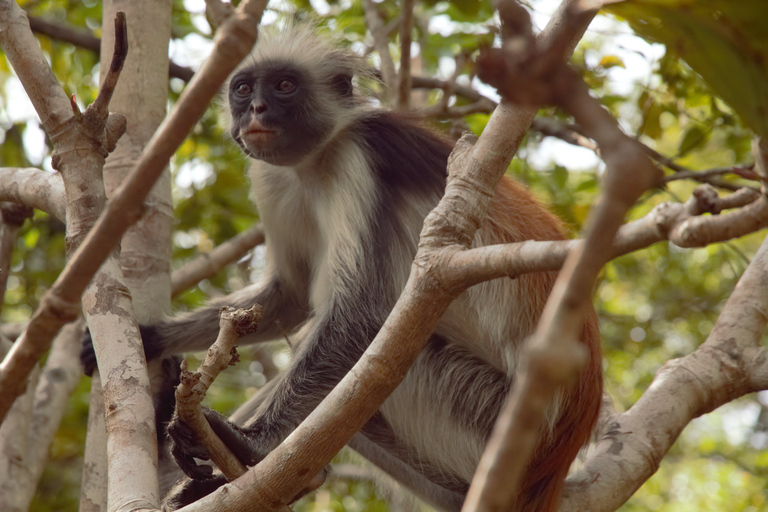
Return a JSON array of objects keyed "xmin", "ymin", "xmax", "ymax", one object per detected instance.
[
  {"xmin": 607, "ymin": 0, "xmax": 768, "ymax": 138},
  {"xmin": 678, "ymin": 125, "xmax": 708, "ymax": 156},
  {"xmin": 638, "ymin": 94, "xmax": 665, "ymax": 140}
]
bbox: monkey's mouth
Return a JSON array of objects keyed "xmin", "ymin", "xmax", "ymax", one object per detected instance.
[{"xmin": 242, "ymin": 127, "xmax": 278, "ymax": 147}]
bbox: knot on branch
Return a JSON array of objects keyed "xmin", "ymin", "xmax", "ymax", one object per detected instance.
[
  {"xmin": 649, "ymin": 202, "xmax": 686, "ymax": 239},
  {"xmin": 220, "ymin": 303, "xmax": 263, "ymax": 338},
  {"xmin": 446, "ymin": 132, "xmax": 478, "ymax": 181},
  {"xmin": 104, "ymin": 113, "xmax": 127, "ymax": 153},
  {"xmin": 42, "ymin": 289, "xmax": 81, "ymax": 323},
  {"xmin": 691, "ymin": 184, "xmax": 721, "ymax": 215}
]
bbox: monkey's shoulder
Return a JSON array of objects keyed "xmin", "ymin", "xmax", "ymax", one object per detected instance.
[{"xmin": 352, "ymin": 111, "xmax": 451, "ymax": 194}]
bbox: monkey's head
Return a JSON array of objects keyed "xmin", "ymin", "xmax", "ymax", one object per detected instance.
[{"xmin": 227, "ymin": 24, "xmax": 368, "ymax": 166}]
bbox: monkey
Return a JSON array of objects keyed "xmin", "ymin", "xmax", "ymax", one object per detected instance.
[{"xmin": 82, "ymin": 23, "xmax": 602, "ymax": 511}]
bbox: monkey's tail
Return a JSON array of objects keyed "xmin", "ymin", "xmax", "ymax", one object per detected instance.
[{"xmin": 519, "ymin": 309, "xmax": 603, "ymax": 512}]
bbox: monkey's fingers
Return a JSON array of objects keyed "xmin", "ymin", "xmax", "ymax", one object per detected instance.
[
  {"xmin": 163, "ymin": 474, "xmax": 228, "ymax": 511},
  {"xmin": 167, "ymin": 415, "xmax": 215, "ymax": 480},
  {"xmin": 80, "ymin": 329, "xmax": 97, "ymax": 376},
  {"xmin": 203, "ymin": 407, "xmax": 262, "ymax": 466},
  {"xmin": 170, "ymin": 440, "xmax": 215, "ymax": 480}
]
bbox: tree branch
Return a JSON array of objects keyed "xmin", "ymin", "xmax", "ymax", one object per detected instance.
[
  {"xmin": 171, "ymin": 224, "xmax": 265, "ymax": 297},
  {"xmin": 16, "ymin": 320, "xmax": 84, "ymax": 510},
  {"xmin": 449, "ymin": 184, "xmax": 766, "ymax": 286},
  {"xmin": 27, "ymin": 14, "xmax": 195, "ymax": 82},
  {"xmin": 363, "ymin": 0, "xmax": 396, "ymax": 100},
  {"xmin": 562, "ymin": 232, "xmax": 768, "ymax": 511},
  {"xmin": 0, "ymin": 203, "xmax": 33, "ymax": 318},
  {"xmin": 0, "ymin": 168, "xmax": 66, "ymax": 221},
  {"xmin": 396, "ymin": 0, "xmax": 414, "ymax": 109},
  {"xmin": 175, "ymin": 305, "xmax": 262, "ymax": 480}
]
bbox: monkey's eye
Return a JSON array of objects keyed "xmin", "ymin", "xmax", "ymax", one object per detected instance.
[
  {"xmin": 275, "ymin": 79, "xmax": 296, "ymax": 94},
  {"xmin": 235, "ymin": 82, "xmax": 252, "ymax": 97}
]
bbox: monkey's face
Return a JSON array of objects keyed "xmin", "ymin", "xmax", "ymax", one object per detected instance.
[{"xmin": 228, "ymin": 62, "xmax": 335, "ymax": 166}]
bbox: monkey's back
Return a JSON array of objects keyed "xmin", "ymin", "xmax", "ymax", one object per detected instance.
[{"xmin": 346, "ymin": 113, "xmax": 602, "ymax": 511}]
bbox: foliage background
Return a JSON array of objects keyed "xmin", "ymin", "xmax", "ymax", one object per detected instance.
[{"xmin": 0, "ymin": 0, "xmax": 766, "ymax": 510}]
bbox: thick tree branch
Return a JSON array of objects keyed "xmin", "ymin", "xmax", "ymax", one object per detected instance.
[
  {"xmin": 0, "ymin": 168, "xmax": 66, "ymax": 221},
  {"xmin": 562, "ymin": 232, "xmax": 768, "ymax": 511}
]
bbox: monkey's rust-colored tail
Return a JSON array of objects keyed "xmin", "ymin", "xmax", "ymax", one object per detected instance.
[
  {"xmin": 482, "ymin": 176, "xmax": 603, "ymax": 511},
  {"xmin": 518, "ymin": 308, "xmax": 603, "ymax": 512}
]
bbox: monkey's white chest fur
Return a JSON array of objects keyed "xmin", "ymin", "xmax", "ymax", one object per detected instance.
[{"xmin": 248, "ymin": 140, "xmax": 378, "ymax": 317}]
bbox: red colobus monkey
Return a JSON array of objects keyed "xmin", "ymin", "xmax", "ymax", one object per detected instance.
[{"xmin": 84, "ymin": 24, "xmax": 602, "ymax": 511}]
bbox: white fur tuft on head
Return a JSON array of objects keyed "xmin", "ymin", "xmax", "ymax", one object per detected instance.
[{"xmin": 237, "ymin": 23, "xmax": 372, "ymax": 94}]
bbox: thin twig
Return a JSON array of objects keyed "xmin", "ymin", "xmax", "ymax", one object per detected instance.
[
  {"xmin": 175, "ymin": 304, "xmax": 263, "ymax": 480},
  {"xmin": 88, "ymin": 12, "xmax": 127, "ymax": 120},
  {"xmin": 27, "ymin": 14, "xmax": 195, "ymax": 82},
  {"xmin": 0, "ymin": 204, "xmax": 32, "ymax": 318},
  {"xmin": 396, "ymin": 0, "xmax": 415, "ymax": 109},
  {"xmin": 363, "ymin": 0, "xmax": 396, "ymax": 100},
  {"xmin": 171, "ymin": 224, "xmax": 265, "ymax": 297}
]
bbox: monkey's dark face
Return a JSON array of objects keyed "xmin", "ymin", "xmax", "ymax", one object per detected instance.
[{"xmin": 228, "ymin": 61, "xmax": 339, "ymax": 166}]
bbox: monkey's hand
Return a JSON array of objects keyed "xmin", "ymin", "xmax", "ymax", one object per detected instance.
[
  {"xmin": 167, "ymin": 407, "xmax": 261, "ymax": 481},
  {"xmin": 80, "ymin": 324, "xmax": 164, "ymax": 376},
  {"xmin": 163, "ymin": 408, "xmax": 263, "ymax": 509},
  {"xmin": 162, "ymin": 475, "xmax": 228, "ymax": 511},
  {"xmin": 165, "ymin": 410, "xmax": 327, "ymax": 508}
]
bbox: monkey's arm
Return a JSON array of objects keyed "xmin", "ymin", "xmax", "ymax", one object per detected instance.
[
  {"xmin": 175, "ymin": 309, "xmax": 377, "ymax": 458},
  {"xmin": 163, "ymin": 294, "xmax": 383, "ymax": 505},
  {"xmin": 81, "ymin": 275, "xmax": 308, "ymax": 374}
]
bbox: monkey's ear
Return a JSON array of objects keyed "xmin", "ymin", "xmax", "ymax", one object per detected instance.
[{"xmin": 332, "ymin": 74, "xmax": 354, "ymax": 97}]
